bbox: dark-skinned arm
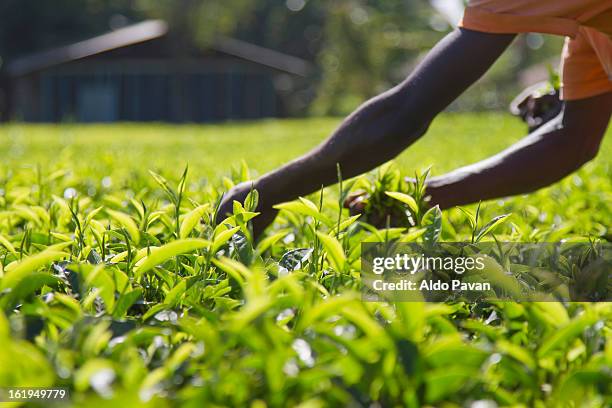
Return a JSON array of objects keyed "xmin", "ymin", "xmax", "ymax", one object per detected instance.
[
  {"xmin": 427, "ymin": 91, "xmax": 612, "ymax": 209},
  {"xmin": 217, "ymin": 28, "xmax": 516, "ymax": 234}
]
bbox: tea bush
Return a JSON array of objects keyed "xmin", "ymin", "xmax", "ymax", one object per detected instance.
[{"xmin": 0, "ymin": 118, "xmax": 610, "ymax": 407}]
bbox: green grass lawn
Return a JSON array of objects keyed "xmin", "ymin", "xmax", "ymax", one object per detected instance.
[
  {"xmin": 3, "ymin": 113, "xmax": 610, "ymax": 180},
  {"xmin": 2, "ymin": 113, "xmax": 609, "ymax": 239}
]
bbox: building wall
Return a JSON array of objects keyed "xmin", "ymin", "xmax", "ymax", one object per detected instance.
[{"xmin": 11, "ymin": 58, "xmax": 284, "ymax": 122}]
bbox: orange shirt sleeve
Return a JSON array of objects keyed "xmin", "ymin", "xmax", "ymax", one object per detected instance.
[{"xmin": 561, "ymin": 30, "xmax": 612, "ymax": 100}]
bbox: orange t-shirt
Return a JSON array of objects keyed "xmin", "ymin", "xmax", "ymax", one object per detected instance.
[{"xmin": 459, "ymin": 0, "xmax": 612, "ymax": 100}]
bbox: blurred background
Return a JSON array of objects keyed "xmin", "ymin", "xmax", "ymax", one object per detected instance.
[{"xmin": 0, "ymin": 0, "xmax": 564, "ymax": 123}]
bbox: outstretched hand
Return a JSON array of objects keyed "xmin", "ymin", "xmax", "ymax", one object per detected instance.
[{"xmin": 216, "ymin": 181, "xmax": 278, "ymax": 241}]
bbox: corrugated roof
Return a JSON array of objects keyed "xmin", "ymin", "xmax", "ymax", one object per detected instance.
[
  {"xmin": 7, "ymin": 20, "xmax": 169, "ymax": 76},
  {"xmin": 214, "ymin": 36, "xmax": 312, "ymax": 77},
  {"xmin": 6, "ymin": 19, "xmax": 313, "ymax": 77}
]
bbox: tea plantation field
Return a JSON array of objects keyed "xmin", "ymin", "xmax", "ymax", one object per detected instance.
[{"xmin": 0, "ymin": 114, "xmax": 610, "ymax": 406}]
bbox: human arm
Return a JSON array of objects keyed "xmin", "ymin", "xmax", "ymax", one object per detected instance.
[
  {"xmin": 427, "ymin": 91, "xmax": 612, "ymax": 209},
  {"xmin": 217, "ymin": 28, "xmax": 516, "ymax": 235}
]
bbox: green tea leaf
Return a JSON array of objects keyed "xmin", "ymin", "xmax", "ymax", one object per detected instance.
[
  {"xmin": 538, "ymin": 309, "xmax": 599, "ymax": 358},
  {"xmin": 315, "ymin": 232, "xmax": 346, "ymax": 272},
  {"xmin": 212, "ymin": 226, "xmax": 240, "ymax": 253},
  {"xmin": 421, "ymin": 205, "xmax": 442, "ymax": 246},
  {"xmin": 212, "ymin": 257, "xmax": 250, "ymax": 286},
  {"xmin": 149, "ymin": 170, "xmax": 177, "ymax": 204},
  {"xmin": 425, "ymin": 367, "xmax": 476, "ymax": 403},
  {"xmin": 113, "ymin": 289, "xmax": 142, "ymax": 318},
  {"xmin": 0, "ymin": 234, "xmax": 17, "ymax": 255},
  {"xmin": 134, "ymin": 239, "xmax": 210, "ymax": 276},
  {"xmin": 475, "ymin": 214, "xmax": 511, "ymax": 242},
  {"xmin": 2, "ymin": 250, "xmax": 68, "ymax": 290},
  {"xmin": 385, "ymin": 191, "xmax": 419, "ymax": 214},
  {"xmin": 0, "ymin": 273, "xmax": 62, "ymax": 311},
  {"xmin": 256, "ymin": 230, "xmax": 289, "ymax": 255},
  {"xmin": 82, "ymin": 265, "xmax": 116, "ymax": 311},
  {"xmin": 179, "ymin": 204, "xmax": 209, "ymax": 239},
  {"xmin": 164, "ymin": 280, "xmax": 187, "ymax": 307},
  {"xmin": 107, "ymin": 209, "xmax": 141, "ymax": 245},
  {"xmin": 274, "ymin": 198, "xmax": 333, "ymax": 226},
  {"xmin": 331, "ymin": 214, "xmax": 361, "ymax": 235},
  {"xmin": 279, "ymin": 248, "xmax": 313, "ymax": 273}
]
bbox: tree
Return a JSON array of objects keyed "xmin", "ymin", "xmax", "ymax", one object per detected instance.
[{"xmin": 0, "ymin": 0, "xmax": 565, "ymax": 118}]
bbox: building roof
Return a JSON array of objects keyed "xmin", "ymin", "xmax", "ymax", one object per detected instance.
[
  {"xmin": 213, "ymin": 36, "xmax": 312, "ymax": 77},
  {"xmin": 6, "ymin": 19, "xmax": 313, "ymax": 77},
  {"xmin": 6, "ymin": 20, "xmax": 169, "ymax": 76}
]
